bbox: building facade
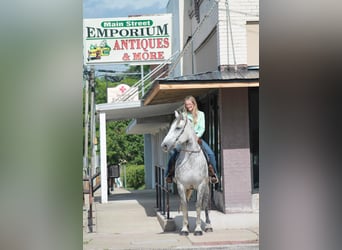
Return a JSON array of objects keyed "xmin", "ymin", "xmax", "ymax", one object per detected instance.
[{"xmin": 138, "ymin": 0, "xmax": 259, "ymax": 213}]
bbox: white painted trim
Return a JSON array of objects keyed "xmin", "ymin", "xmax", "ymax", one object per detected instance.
[
  {"xmin": 96, "ymin": 100, "xmax": 141, "ymax": 112},
  {"xmin": 99, "ymin": 112, "xmax": 108, "ymax": 203}
]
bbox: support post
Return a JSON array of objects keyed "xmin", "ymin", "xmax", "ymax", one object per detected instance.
[
  {"xmin": 140, "ymin": 65, "xmax": 144, "ymax": 97},
  {"xmin": 83, "ymin": 70, "xmax": 89, "ymax": 174},
  {"xmin": 99, "ymin": 112, "xmax": 108, "ymax": 203},
  {"xmin": 88, "ymin": 67, "xmax": 95, "ymax": 232}
]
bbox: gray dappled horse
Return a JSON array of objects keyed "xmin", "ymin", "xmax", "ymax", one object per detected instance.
[{"xmin": 161, "ymin": 111, "xmax": 213, "ymax": 236}]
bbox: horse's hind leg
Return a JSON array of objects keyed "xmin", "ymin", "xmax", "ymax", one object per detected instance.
[
  {"xmin": 204, "ymin": 207, "xmax": 213, "ymax": 232},
  {"xmin": 203, "ymin": 184, "xmax": 213, "ymax": 232}
]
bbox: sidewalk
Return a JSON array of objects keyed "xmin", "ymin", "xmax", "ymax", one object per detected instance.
[{"xmin": 83, "ymin": 188, "xmax": 259, "ymax": 249}]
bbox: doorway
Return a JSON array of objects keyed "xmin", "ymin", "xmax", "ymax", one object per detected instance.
[{"xmin": 248, "ymin": 87, "xmax": 259, "ymax": 192}]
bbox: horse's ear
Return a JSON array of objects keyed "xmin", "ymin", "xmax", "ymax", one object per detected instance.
[{"xmin": 174, "ymin": 110, "xmax": 179, "ymax": 118}]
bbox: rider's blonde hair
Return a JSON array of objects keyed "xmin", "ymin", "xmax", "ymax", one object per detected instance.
[{"xmin": 183, "ymin": 95, "xmax": 199, "ymax": 125}]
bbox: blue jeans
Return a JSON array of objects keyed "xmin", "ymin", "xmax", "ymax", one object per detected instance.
[
  {"xmin": 201, "ymin": 139, "xmax": 218, "ymax": 174},
  {"xmin": 164, "ymin": 140, "xmax": 217, "ymax": 176}
]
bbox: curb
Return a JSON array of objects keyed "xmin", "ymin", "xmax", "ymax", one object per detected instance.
[{"xmin": 156, "ymin": 210, "xmax": 176, "ymax": 232}]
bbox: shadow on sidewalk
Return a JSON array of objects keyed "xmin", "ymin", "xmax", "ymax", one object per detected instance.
[
  {"xmin": 93, "ymin": 188, "xmax": 220, "ymax": 231},
  {"xmin": 94, "ymin": 189, "xmax": 159, "ymax": 217}
]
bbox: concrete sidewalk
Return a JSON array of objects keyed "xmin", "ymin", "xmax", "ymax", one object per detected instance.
[{"xmin": 83, "ymin": 188, "xmax": 259, "ymax": 249}]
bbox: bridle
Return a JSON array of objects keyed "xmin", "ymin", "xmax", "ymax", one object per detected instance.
[{"xmin": 172, "ymin": 115, "xmax": 201, "ymax": 153}]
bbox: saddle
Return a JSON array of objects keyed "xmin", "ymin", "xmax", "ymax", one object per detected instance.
[{"xmin": 166, "ymin": 142, "xmax": 218, "ymax": 184}]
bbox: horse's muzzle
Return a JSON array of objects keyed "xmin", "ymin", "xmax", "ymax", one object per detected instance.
[{"xmin": 161, "ymin": 143, "xmax": 169, "ymax": 152}]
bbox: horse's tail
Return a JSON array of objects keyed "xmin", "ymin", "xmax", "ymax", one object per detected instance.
[{"xmin": 186, "ymin": 189, "xmax": 193, "ymax": 202}]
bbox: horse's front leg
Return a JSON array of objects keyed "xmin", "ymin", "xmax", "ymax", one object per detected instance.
[
  {"xmin": 177, "ymin": 184, "xmax": 189, "ymax": 236},
  {"xmin": 194, "ymin": 203, "xmax": 203, "ymax": 235},
  {"xmin": 194, "ymin": 182, "xmax": 206, "ymax": 236}
]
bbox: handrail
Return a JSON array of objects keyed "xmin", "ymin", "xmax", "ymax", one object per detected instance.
[
  {"xmin": 113, "ymin": 52, "xmax": 178, "ymax": 103},
  {"xmin": 82, "ymin": 171, "xmax": 101, "ymax": 195},
  {"xmin": 154, "ymin": 165, "xmax": 170, "ymax": 219}
]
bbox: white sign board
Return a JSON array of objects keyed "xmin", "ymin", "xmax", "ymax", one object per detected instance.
[
  {"xmin": 107, "ymin": 84, "xmax": 139, "ymax": 103},
  {"xmin": 83, "ymin": 14, "xmax": 172, "ymax": 65}
]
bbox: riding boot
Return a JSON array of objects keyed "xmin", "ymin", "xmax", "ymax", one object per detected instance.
[
  {"xmin": 166, "ymin": 162, "xmax": 175, "ymax": 183},
  {"xmin": 208, "ymin": 164, "xmax": 219, "ymax": 184}
]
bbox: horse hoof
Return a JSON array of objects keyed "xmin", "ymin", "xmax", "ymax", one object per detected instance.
[
  {"xmin": 194, "ymin": 230, "xmax": 203, "ymax": 236},
  {"xmin": 205, "ymin": 228, "xmax": 213, "ymax": 233},
  {"xmin": 180, "ymin": 231, "xmax": 189, "ymax": 236}
]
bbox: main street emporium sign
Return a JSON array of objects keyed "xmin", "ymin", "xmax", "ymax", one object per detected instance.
[{"xmin": 83, "ymin": 14, "xmax": 172, "ymax": 65}]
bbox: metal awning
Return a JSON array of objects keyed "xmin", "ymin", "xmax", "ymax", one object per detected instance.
[
  {"xmin": 96, "ymin": 68, "xmax": 259, "ymax": 134},
  {"xmin": 96, "ymin": 101, "xmax": 182, "ymax": 121},
  {"xmin": 126, "ymin": 115, "xmax": 172, "ymax": 134},
  {"xmin": 96, "ymin": 100, "xmax": 182, "ymax": 134},
  {"xmin": 143, "ymin": 68, "xmax": 259, "ymax": 105}
]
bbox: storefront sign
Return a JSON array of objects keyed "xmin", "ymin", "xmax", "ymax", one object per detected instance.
[{"xmin": 83, "ymin": 14, "xmax": 172, "ymax": 64}]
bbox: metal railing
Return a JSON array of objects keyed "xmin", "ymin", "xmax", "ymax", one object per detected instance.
[
  {"xmin": 113, "ymin": 53, "xmax": 178, "ymax": 103},
  {"xmin": 154, "ymin": 165, "xmax": 170, "ymax": 219}
]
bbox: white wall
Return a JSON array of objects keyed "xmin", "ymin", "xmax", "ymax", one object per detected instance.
[
  {"xmin": 150, "ymin": 128, "xmax": 169, "ymax": 185},
  {"xmin": 217, "ymin": 0, "xmax": 259, "ymax": 66},
  {"xmin": 167, "ymin": 0, "xmax": 183, "ymax": 77},
  {"xmin": 181, "ymin": 0, "xmax": 259, "ymax": 70}
]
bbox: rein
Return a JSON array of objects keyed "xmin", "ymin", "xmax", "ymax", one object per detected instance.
[{"xmin": 174, "ymin": 115, "xmax": 188, "ymax": 145}]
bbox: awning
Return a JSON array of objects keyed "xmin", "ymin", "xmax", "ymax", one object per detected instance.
[
  {"xmin": 143, "ymin": 68, "xmax": 259, "ymax": 105},
  {"xmin": 126, "ymin": 115, "xmax": 172, "ymax": 134},
  {"xmin": 96, "ymin": 68, "xmax": 259, "ymax": 134},
  {"xmin": 96, "ymin": 101, "xmax": 182, "ymax": 121}
]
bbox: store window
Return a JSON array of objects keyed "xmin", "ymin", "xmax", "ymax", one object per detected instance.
[{"xmin": 247, "ymin": 21, "xmax": 259, "ymax": 67}]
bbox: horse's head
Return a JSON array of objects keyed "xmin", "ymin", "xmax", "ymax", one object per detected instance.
[{"xmin": 161, "ymin": 110, "xmax": 189, "ymax": 152}]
